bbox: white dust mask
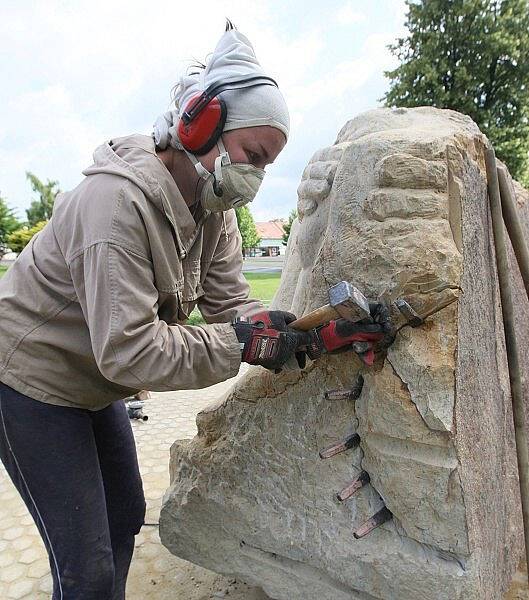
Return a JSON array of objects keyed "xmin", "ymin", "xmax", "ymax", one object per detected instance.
[{"xmin": 185, "ymin": 138, "xmax": 265, "ymax": 212}]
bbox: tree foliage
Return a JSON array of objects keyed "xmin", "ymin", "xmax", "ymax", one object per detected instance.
[
  {"xmin": 282, "ymin": 209, "xmax": 298, "ymax": 245},
  {"xmin": 7, "ymin": 221, "xmax": 47, "ymax": 254},
  {"xmin": 0, "ymin": 195, "xmax": 22, "ymax": 256},
  {"xmin": 383, "ymin": 0, "xmax": 529, "ymax": 185},
  {"xmin": 235, "ymin": 206, "xmax": 261, "ymax": 254},
  {"xmin": 25, "ymin": 172, "xmax": 60, "ymax": 226}
]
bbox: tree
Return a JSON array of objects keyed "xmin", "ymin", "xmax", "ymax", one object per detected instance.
[
  {"xmin": 7, "ymin": 221, "xmax": 47, "ymax": 254},
  {"xmin": 0, "ymin": 195, "xmax": 22, "ymax": 257},
  {"xmin": 282, "ymin": 209, "xmax": 298, "ymax": 245},
  {"xmin": 25, "ymin": 172, "xmax": 60, "ymax": 226},
  {"xmin": 235, "ymin": 206, "xmax": 261, "ymax": 256},
  {"xmin": 383, "ymin": 0, "xmax": 529, "ymax": 185}
]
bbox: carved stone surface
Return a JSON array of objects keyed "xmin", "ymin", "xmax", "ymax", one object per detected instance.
[{"xmin": 160, "ymin": 107, "xmax": 529, "ymax": 600}]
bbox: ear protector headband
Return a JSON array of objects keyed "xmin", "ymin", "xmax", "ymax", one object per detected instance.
[{"xmin": 177, "ymin": 75, "xmax": 278, "ymax": 155}]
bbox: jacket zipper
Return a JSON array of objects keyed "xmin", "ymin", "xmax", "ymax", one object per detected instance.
[{"xmin": 223, "ymin": 212, "xmax": 229, "ymax": 243}]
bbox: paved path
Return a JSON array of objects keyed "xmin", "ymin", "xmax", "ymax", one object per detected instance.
[
  {"xmin": 0, "ymin": 365, "xmax": 526, "ymax": 599},
  {"xmin": 242, "ymin": 256, "xmax": 284, "ymax": 273}
]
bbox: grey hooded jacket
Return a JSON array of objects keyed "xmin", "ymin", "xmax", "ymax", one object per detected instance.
[{"xmin": 0, "ymin": 134, "xmax": 263, "ymax": 410}]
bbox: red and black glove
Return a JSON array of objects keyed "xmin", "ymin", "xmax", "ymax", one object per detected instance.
[
  {"xmin": 232, "ymin": 310, "xmax": 311, "ymax": 371},
  {"xmin": 305, "ymin": 303, "xmax": 394, "ymax": 365}
]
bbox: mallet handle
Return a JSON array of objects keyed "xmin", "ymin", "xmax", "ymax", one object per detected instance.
[{"xmin": 290, "ymin": 304, "xmax": 338, "ymax": 331}]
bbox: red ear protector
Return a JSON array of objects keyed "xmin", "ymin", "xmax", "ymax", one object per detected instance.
[{"xmin": 178, "ymin": 76, "xmax": 278, "ymax": 156}]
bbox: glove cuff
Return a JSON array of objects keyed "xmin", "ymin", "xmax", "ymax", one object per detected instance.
[
  {"xmin": 232, "ymin": 318, "xmax": 284, "ymax": 366},
  {"xmin": 306, "ymin": 321, "xmax": 344, "ymax": 357},
  {"xmin": 305, "ymin": 327, "xmax": 326, "ymax": 360}
]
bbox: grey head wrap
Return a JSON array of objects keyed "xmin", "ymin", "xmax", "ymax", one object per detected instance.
[{"xmin": 153, "ymin": 25, "xmax": 290, "ymax": 151}]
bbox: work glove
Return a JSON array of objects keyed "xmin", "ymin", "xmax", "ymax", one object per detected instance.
[
  {"xmin": 305, "ymin": 303, "xmax": 394, "ymax": 366},
  {"xmin": 232, "ymin": 310, "xmax": 311, "ymax": 371}
]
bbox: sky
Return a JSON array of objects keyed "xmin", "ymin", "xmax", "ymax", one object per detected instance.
[{"xmin": 0, "ymin": 0, "xmax": 407, "ymax": 223}]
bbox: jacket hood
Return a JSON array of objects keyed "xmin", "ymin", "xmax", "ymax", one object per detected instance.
[{"xmin": 83, "ymin": 134, "xmax": 199, "ymax": 252}]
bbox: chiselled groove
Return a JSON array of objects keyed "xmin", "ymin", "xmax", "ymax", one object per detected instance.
[
  {"xmin": 365, "ymin": 433, "xmax": 459, "ymax": 470},
  {"xmin": 364, "ymin": 188, "xmax": 449, "ymax": 222},
  {"xmin": 375, "ymin": 153, "xmax": 447, "ymax": 191},
  {"xmin": 240, "ymin": 542, "xmax": 380, "ymax": 600}
]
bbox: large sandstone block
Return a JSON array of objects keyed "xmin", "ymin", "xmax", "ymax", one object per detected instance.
[{"xmin": 160, "ymin": 107, "xmax": 529, "ymax": 599}]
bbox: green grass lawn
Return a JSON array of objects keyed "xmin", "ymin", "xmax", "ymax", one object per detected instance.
[
  {"xmin": 244, "ymin": 271, "xmax": 282, "ymax": 305},
  {"xmin": 0, "ymin": 263, "xmax": 282, "ymax": 325},
  {"xmin": 188, "ymin": 271, "xmax": 282, "ymax": 325}
]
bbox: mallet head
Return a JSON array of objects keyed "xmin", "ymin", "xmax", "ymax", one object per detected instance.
[{"xmin": 328, "ymin": 281, "xmax": 371, "ymax": 323}]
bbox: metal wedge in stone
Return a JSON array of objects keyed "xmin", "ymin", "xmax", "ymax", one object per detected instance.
[
  {"xmin": 319, "ymin": 433, "xmax": 360, "ymax": 459},
  {"xmin": 337, "ymin": 471, "xmax": 370, "ymax": 502},
  {"xmin": 353, "ymin": 506, "xmax": 393, "ymax": 539}
]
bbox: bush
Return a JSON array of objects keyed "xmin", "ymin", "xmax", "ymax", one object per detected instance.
[{"xmin": 7, "ymin": 221, "xmax": 47, "ymax": 254}]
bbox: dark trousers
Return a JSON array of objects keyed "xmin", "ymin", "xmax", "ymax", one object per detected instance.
[{"xmin": 0, "ymin": 382, "xmax": 146, "ymax": 600}]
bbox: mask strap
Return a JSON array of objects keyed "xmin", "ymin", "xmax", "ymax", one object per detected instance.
[
  {"xmin": 214, "ymin": 138, "xmax": 231, "ymax": 187},
  {"xmin": 183, "ymin": 137, "xmax": 231, "ymax": 184},
  {"xmin": 183, "ymin": 148, "xmax": 211, "ymax": 180},
  {"xmin": 217, "ymin": 137, "xmax": 231, "ymax": 164}
]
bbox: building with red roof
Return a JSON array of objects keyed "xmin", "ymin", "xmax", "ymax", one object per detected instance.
[{"xmin": 253, "ymin": 219, "xmax": 286, "ymax": 256}]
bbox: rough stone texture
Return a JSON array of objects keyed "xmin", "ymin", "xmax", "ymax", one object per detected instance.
[{"xmin": 160, "ymin": 107, "xmax": 529, "ymax": 600}]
